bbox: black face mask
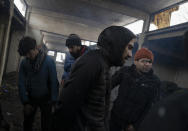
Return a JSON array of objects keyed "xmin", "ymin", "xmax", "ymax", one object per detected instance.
[{"xmin": 70, "ymin": 51, "xmax": 80, "ymax": 59}]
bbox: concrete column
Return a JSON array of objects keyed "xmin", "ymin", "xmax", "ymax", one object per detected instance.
[
  {"xmin": 0, "ymin": 0, "xmax": 14, "ymax": 86},
  {"xmin": 25, "ymin": 6, "xmax": 32, "ymax": 35},
  {"xmin": 137, "ymin": 15, "xmax": 151, "ymax": 48},
  {"xmin": 6, "ymin": 31, "xmax": 24, "ymax": 73},
  {"xmin": 0, "ymin": 24, "xmax": 6, "ymax": 54}
]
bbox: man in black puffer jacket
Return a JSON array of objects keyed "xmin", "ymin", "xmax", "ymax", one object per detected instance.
[
  {"xmin": 110, "ymin": 48, "xmax": 161, "ymax": 131},
  {"xmin": 53, "ymin": 26, "xmax": 136, "ymax": 131}
]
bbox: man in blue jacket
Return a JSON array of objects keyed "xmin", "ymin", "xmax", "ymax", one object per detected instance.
[
  {"xmin": 18, "ymin": 36, "xmax": 59, "ymax": 131},
  {"xmin": 61, "ymin": 34, "xmax": 89, "ymax": 85}
]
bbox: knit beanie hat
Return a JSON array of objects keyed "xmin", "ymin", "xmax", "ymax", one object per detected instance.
[
  {"xmin": 134, "ymin": 48, "xmax": 154, "ymax": 62},
  {"xmin": 66, "ymin": 34, "xmax": 81, "ymax": 47}
]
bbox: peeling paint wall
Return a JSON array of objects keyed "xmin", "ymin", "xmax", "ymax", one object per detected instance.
[
  {"xmin": 144, "ymin": 27, "xmax": 188, "ymax": 88},
  {"xmin": 6, "ymin": 31, "xmax": 24, "ymax": 73}
]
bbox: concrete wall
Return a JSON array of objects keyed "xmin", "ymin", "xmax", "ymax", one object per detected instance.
[
  {"xmin": 26, "ymin": 26, "xmax": 43, "ymax": 45},
  {"xmin": 153, "ymin": 65, "xmax": 188, "ymax": 88},
  {"xmin": 47, "ymin": 43, "xmax": 67, "ymax": 52},
  {"xmin": 27, "ymin": 7, "xmax": 103, "ymax": 42},
  {"xmin": 144, "ymin": 25, "xmax": 188, "ymax": 88},
  {"xmin": 6, "ymin": 31, "xmax": 24, "ymax": 73}
]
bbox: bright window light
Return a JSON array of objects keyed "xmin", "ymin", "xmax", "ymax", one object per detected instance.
[
  {"xmin": 56, "ymin": 52, "xmax": 65, "ymax": 63},
  {"xmin": 81, "ymin": 40, "xmax": 85, "ymax": 45},
  {"xmin": 85, "ymin": 41, "xmax": 90, "ymax": 46},
  {"xmin": 124, "ymin": 20, "xmax": 144, "ymax": 34},
  {"xmin": 14, "ymin": 0, "xmax": 26, "ymax": 17},
  {"xmin": 170, "ymin": 2, "xmax": 188, "ymax": 26},
  {"xmin": 90, "ymin": 42, "xmax": 97, "ymax": 45},
  {"xmin": 149, "ymin": 23, "xmax": 158, "ymax": 31},
  {"xmin": 82, "ymin": 40, "xmax": 96, "ymax": 46},
  {"xmin": 82, "ymin": 40, "xmax": 90, "ymax": 46},
  {"xmin": 47, "ymin": 51, "xmax": 55, "ymax": 56}
]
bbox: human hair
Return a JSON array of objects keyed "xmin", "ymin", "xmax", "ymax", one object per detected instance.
[{"xmin": 18, "ymin": 36, "xmax": 37, "ymax": 56}]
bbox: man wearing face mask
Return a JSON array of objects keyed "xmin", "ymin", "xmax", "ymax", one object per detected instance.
[
  {"xmin": 110, "ymin": 48, "xmax": 161, "ymax": 131},
  {"xmin": 61, "ymin": 34, "xmax": 89, "ymax": 85}
]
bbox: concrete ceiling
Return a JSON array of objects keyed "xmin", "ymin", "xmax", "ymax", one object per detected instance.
[
  {"xmin": 42, "ymin": 32, "xmax": 68, "ymax": 51},
  {"xmin": 26, "ymin": 0, "xmax": 143, "ymax": 27},
  {"xmin": 25, "ymin": 0, "xmax": 186, "ymax": 50},
  {"xmin": 110, "ymin": 0, "xmax": 185, "ymax": 13}
]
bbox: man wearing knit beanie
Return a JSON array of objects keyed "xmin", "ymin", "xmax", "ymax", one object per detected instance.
[
  {"xmin": 110, "ymin": 48, "xmax": 161, "ymax": 131},
  {"xmin": 61, "ymin": 34, "xmax": 90, "ymax": 85},
  {"xmin": 138, "ymin": 31, "xmax": 188, "ymax": 131},
  {"xmin": 134, "ymin": 48, "xmax": 154, "ymax": 73}
]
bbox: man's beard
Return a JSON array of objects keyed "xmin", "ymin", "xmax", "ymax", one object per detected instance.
[
  {"xmin": 70, "ymin": 51, "xmax": 80, "ymax": 59},
  {"xmin": 141, "ymin": 67, "xmax": 151, "ymax": 73}
]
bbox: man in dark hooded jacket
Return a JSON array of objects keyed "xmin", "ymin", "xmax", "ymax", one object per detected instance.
[
  {"xmin": 138, "ymin": 30, "xmax": 188, "ymax": 131},
  {"xmin": 160, "ymin": 81, "xmax": 182, "ymax": 99},
  {"xmin": 110, "ymin": 48, "xmax": 161, "ymax": 131},
  {"xmin": 53, "ymin": 26, "xmax": 136, "ymax": 131}
]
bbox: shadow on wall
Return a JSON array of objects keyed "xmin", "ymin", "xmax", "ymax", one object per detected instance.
[{"xmin": 143, "ymin": 36, "xmax": 186, "ymax": 68}]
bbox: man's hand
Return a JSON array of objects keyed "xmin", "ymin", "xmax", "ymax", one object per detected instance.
[{"xmin": 126, "ymin": 124, "xmax": 135, "ymax": 131}]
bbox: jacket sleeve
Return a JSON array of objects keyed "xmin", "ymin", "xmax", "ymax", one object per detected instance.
[
  {"xmin": 48, "ymin": 58, "xmax": 59, "ymax": 102},
  {"xmin": 64, "ymin": 53, "xmax": 75, "ymax": 72},
  {"xmin": 18, "ymin": 60, "xmax": 29, "ymax": 105},
  {"xmin": 59, "ymin": 55, "xmax": 101, "ymax": 126},
  {"xmin": 62, "ymin": 53, "xmax": 75, "ymax": 80},
  {"xmin": 62, "ymin": 71, "xmax": 69, "ymax": 80}
]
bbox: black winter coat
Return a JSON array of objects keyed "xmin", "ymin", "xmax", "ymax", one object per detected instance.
[
  {"xmin": 139, "ymin": 89, "xmax": 188, "ymax": 131},
  {"xmin": 54, "ymin": 50, "xmax": 112, "ymax": 131},
  {"xmin": 53, "ymin": 26, "xmax": 136, "ymax": 131},
  {"xmin": 111, "ymin": 64, "xmax": 161, "ymax": 129}
]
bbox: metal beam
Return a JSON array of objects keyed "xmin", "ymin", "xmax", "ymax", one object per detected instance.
[
  {"xmin": 81, "ymin": 0, "xmax": 148, "ymax": 19},
  {"xmin": 0, "ymin": 0, "xmax": 14, "ymax": 86}
]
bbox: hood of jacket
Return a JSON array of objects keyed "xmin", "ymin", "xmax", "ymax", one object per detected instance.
[{"xmin": 97, "ymin": 26, "xmax": 136, "ymax": 66}]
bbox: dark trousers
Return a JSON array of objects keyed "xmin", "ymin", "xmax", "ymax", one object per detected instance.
[
  {"xmin": 110, "ymin": 113, "xmax": 128, "ymax": 131},
  {"xmin": 23, "ymin": 103, "xmax": 52, "ymax": 131}
]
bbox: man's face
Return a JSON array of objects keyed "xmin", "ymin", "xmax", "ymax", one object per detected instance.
[
  {"xmin": 122, "ymin": 39, "xmax": 136, "ymax": 63},
  {"xmin": 26, "ymin": 48, "xmax": 38, "ymax": 60},
  {"xmin": 134, "ymin": 58, "xmax": 153, "ymax": 73},
  {"xmin": 68, "ymin": 45, "xmax": 81, "ymax": 59}
]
